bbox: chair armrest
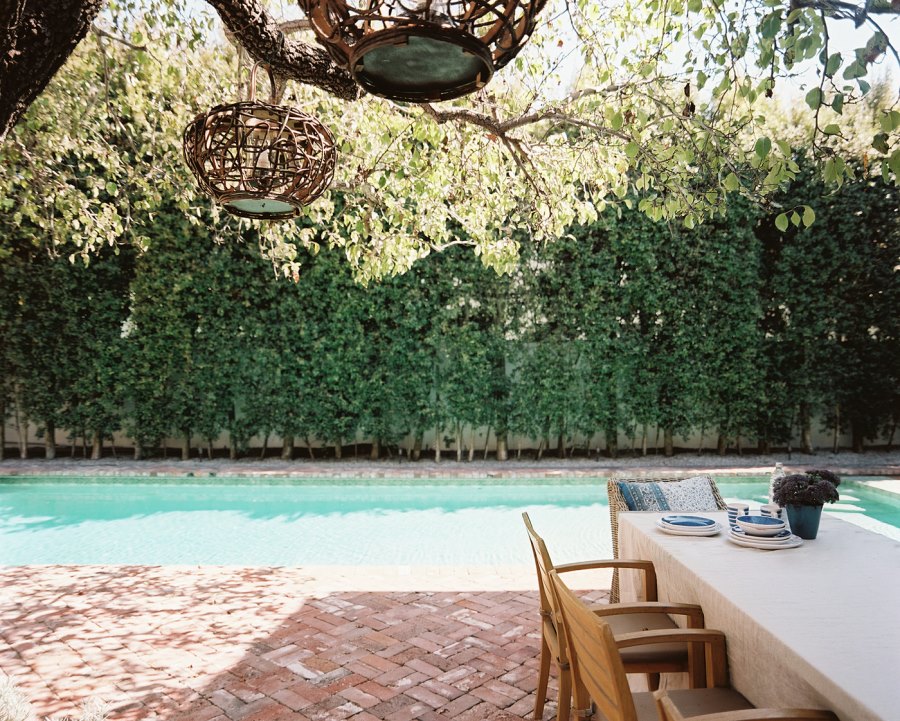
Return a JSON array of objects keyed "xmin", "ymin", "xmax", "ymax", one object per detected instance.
[
  {"xmin": 653, "ymin": 693, "xmax": 838, "ymax": 721},
  {"xmin": 556, "ymin": 558, "xmax": 659, "ymax": 601},
  {"xmin": 588, "ymin": 601, "xmax": 704, "ymax": 627},
  {"xmin": 616, "ymin": 629, "xmax": 728, "ymax": 688},
  {"xmin": 555, "ymin": 559, "xmax": 654, "ymax": 573}
]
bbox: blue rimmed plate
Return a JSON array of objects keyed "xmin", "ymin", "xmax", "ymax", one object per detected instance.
[
  {"xmin": 661, "ymin": 515, "xmax": 717, "ymax": 528},
  {"xmin": 656, "ymin": 519, "xmax": 722, "ymax": 536}
]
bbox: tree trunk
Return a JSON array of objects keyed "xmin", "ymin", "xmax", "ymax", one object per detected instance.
[
  {"xmin": 412, "ymin": 432, "xmax": 423, "ymax": 461},
  {"xmin": 45, "ymin": 419, "xmax": 56, "ymax": 459},
  {"xmin": 557, "ymin": 430, "xmax": 565, "ymax": 459},
  {"xmin": 663, "ymin": 428, "xmax": 674, "ymax": 457},
  {"xmin": 482, "ymin": 426, "xmax": 491, "ymax": 460},
  {"xmin": 306, "ymin": 436, "xmax": 315, "ymax": 459},
  {"xmin": 370, "ymin": 438, "xmax": 380, "ymax": 460},
  {"xmin": 851, "ymin": 422, "xmax": 864, "ymax": 453},
  {"xmin": 1, "ymin": 1, "xmax": 360, "ymax": 144},
  {"xmin": 717, "ymin": 434, "xmax": 727, "ymax": 455},
  {"xmin": 0, "ymin": 395, "xmax": 5, "ymax": 460},
  {"xmin": 455, "ymin": 424, "xmax": 462, "ymax": 462},
  {"xmin": 757, "ymin": 438, "xmax": 770, "ymax": 454},
  {"xmin": 435, "ymin": 425, "xmax": 441, "ymax": 462},
  {"xmin": 605, "ymin": 429, "xmax": 618, "ymax": 459},
  {"xmin": 281, "ymin": 434, "xmax": 295, "ymax": 460},
  {"xmin": 259, "ymin": 433, "xmax": 269, "ymax": 459},
  {"xmin": 799, "ymin": 403, "xmax": 813, "ymax": 454},
  {"xmin": 134, "ymin": 439, "xmax": 143, "ymax": 461},
  {"xmin": 832, "ymin": 404, "xmax": 840, "ymax": 454},
  {"xmin": 229, "ymin": 442, "xmax": 238, "ymax": 460},
  {"xmin": 641, "ymin": 425, "xmax": 648, "ymax": 456},
  {"xmin": 207, "ymin": 440, "xmax": 214, "ymax": 459},
  {"xmin": 14, "ymin": 397, "xmax": 28, "ymax": 459},
  {"xmin": 181, "ymin": 432, "xmax": 191, "ymax": 461},
  {"xmin": 334, "ymin": 442, "xmax": 342, "ymax": 459},
  {"xmin": 91, "ymin": 429, "xmax": 102, "ymax": 460},
  {"xmin": 0, "ymin": 0, "xmax": 105, "ymax": 142},
  {"xmin": 496, "ymin": 431, "xmax": 508, "ymax": 461},
  {"xmin": 468, "ymin": 427, "xmax": 475, "ymax": 462}
]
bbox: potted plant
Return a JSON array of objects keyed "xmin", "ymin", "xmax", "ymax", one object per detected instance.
[{"xmin": 772, "ymin": 469, "xmax": 840, "ymax": 539}]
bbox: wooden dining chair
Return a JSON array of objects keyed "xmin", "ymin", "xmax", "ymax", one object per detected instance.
[
  {"xmin": 549, "ymin": 569, "xmax": 839, "ymax": 721},
  {"xmin": 607, "ymin": 475, "xmax": 728, "ymax": 602},
  {"xmin": 522, "ymin": 513, "xmax": 707, "ymax": 721}
]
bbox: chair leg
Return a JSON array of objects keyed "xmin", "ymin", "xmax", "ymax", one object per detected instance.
[
  {"xmin": 534, "ymin": 638, "xmax": 551, "ymax": 720},
  {"xmin": 556, "ymin": 662, "xmax": 572, "ymax": 721},
  {"xmin": 647, "ymin": 672, "xmax": 661, "ymax": 691}
]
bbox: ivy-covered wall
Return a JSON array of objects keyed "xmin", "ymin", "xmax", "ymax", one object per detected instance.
[{"xmin": 2, "ymin": 170, "xmax": 898, "ymax": 460}]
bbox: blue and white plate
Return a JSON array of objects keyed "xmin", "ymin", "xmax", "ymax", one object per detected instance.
[
  {"xmin": 730, "ymin": 526, "xmax": 792, "ymax": 542},
  {"xmin": 661, "ymin": 515, "xmax": 717, "ymax": 528},
  {"xmin": 727, "ymin": 531, "xmax": 803, "ymax": 550},
  {"xmin": 656, "ymin": 519, "xmax": 722, "ymax": 536}
]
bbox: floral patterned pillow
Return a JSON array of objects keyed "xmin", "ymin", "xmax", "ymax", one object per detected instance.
[{"xmin": 617, "ymin": 475, "xmax": 719, "ymax": 512}]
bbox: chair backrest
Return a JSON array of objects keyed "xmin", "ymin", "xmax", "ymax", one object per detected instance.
[
  {"xmin": 607, "ymin": 475, "xmax": 726, "ymax": 601},
  {"xmin": 549, "ymin": 568, "xmax": 637, "ymax": 721},
  {"xmin": 521, "ymin": 512, "xmax": 569, "ymax": 661}
]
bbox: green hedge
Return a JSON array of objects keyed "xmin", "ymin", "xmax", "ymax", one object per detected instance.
[{"xmin": 2, "ymin": 168, "xmax": 898, "ymax": 459}]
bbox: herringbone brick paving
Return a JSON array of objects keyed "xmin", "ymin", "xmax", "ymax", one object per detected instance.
[{"xmin": 0, "ymin": 566, "xmax": 609, "ymax": 720}]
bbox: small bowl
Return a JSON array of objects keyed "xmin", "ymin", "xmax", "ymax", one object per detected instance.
[{"xmin": 736, "ymin": 515, "xmax": 786, "ymax": 537}]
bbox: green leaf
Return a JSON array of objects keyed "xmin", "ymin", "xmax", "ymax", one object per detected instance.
[
  {"xmin": 805, "ymin": 88, "xmax": 822, "ymax": 109},
  {"xmin": 831, "ymin": 93, "xmax": 844, "ymax": 114},
  {"xmin": 801, "ymin": 205, "xmax": 815, "ymax": 227},
  {"xmin": 824, "ymin": 52, "xmax": 842, "ymax": 77},
  {"xmin": 775, "ymin": 213, "xmax": 789, "ymax": 232},
  {"xmin": 105, "ymin": 181, "xmax": 118, "ymax": 196},
  {"xmin": 822, "ymin": 124, "xmax": 840, "ymax": 136},
  {"xmin": 842, "ymin": 61, "xmax": 866, "ymax": 80},
  {"xmin": 872, "ymin": 133, "xmax": 890, "ymax": 154},
  {"xmin": 759, "ymin": 12, "xmax": 782, "ymax": 39},
  {"xmin": 624, "ymin": 142, "xmax": 640, "ymax": 160},
  {"xmin": 724, "ymin": 172, "xmax": 740, "ymax": 191},
  {"xmin": 754, "ymin": 137, "xmax": 772, "ymax": 159},
  {"xmin": 889, "ymin": 149, "xmax": 900, "ymax": 177}
]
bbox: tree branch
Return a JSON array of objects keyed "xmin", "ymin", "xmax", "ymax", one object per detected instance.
[{"xmin": 202, "ymin": 0, "xmax": 359, "ymax": 101}]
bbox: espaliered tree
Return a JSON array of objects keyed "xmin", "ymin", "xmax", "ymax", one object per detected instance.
[
  {"xmin": 759, "ymin": 154, "xmax": 900, "ymax": 452},
  {"xmin": 2, "ymin": 0, "xmax": 898, "ymax": 281}
]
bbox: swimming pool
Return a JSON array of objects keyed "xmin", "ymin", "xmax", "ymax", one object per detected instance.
[{"xmin": 0, "ymin": 476, "xmax": 897, "ymax": 565}]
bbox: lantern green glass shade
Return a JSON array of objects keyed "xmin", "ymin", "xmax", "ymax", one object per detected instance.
[
  {"xmin": 352, "ymin": 28, "xmax": 493, "ymax": 102},
  {"xmin": 183, "ymin": 101, "xmax": 337, "ymax": 221},
  {"xmin": 300, "ymin": 0, "xmax": 548, "ymax": 102}
]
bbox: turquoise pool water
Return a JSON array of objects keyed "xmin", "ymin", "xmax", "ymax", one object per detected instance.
[{"xmin": 0, "ymin": 476, "xmax": 897, "ymax": 565}]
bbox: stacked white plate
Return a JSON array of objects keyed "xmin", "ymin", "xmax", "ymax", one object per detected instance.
[
  {"xmin": 728, "ymin": 515, "xmax": 802, "ymax": 549},
  {"xmin": 656, "ymin": 514, "xmax": 722, "ymax": 536}
]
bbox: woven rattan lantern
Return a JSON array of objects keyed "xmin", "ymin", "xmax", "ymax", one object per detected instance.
[
  {"xmin": 299, "ymin": 0, "xmax": 548, "ymax": 102},
  {"xmin": 183, "ymin": 65, "xmax": 337, "ymax": 220}
]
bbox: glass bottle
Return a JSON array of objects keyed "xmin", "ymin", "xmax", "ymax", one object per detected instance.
[{"xmin": 768, "ymin": 462, "xmax": 785, "ymax": 503}]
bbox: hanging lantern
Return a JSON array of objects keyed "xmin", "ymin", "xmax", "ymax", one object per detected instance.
[
  {"xmin": 299, "ymin": 0, "xmax": 548, "ymax": 102},
  {"xmin": 183, "ymin": 64, "xmax": 337, "ymax": 220}
]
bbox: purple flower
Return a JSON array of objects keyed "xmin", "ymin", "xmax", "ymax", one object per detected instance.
[{"xmin": 773, "ymin": 471, "xmax": 841, "ymax": 506}]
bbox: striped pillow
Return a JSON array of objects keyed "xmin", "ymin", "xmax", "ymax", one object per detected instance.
[{"xmin": 617, "ymin": 476, "xmax": 718, "ymax": 512}]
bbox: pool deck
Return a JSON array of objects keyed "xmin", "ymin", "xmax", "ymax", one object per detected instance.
[
  {"xmin": 1, "ymin": 455, "xmax": 898, "ymax": 720},
  {"xmin": 0, "ymin": 565, "xmax": 612, "ymax": 721},
  {"xmin": 1, "ymin": 453, "xmax": 898, "ymax": 481}
]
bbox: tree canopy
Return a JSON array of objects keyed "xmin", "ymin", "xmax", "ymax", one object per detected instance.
[{"xmin": 1, "ymin": 0, "xmax": 898, "ymax": 278}]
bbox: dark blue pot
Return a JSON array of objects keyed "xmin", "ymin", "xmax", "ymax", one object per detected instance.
[{"xmin": 785, "ymin": 504, "xmax": 823, "ymax": 539}]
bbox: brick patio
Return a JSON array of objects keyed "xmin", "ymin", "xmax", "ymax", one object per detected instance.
[{"xmin": 0, "ymin": 566, "xmax": 609, "ymax": 720}]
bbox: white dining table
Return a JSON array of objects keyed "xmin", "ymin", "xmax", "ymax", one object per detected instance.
[{"xmin": 617, "ymin": 511, "xmax": 900, "ymax": 721}]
